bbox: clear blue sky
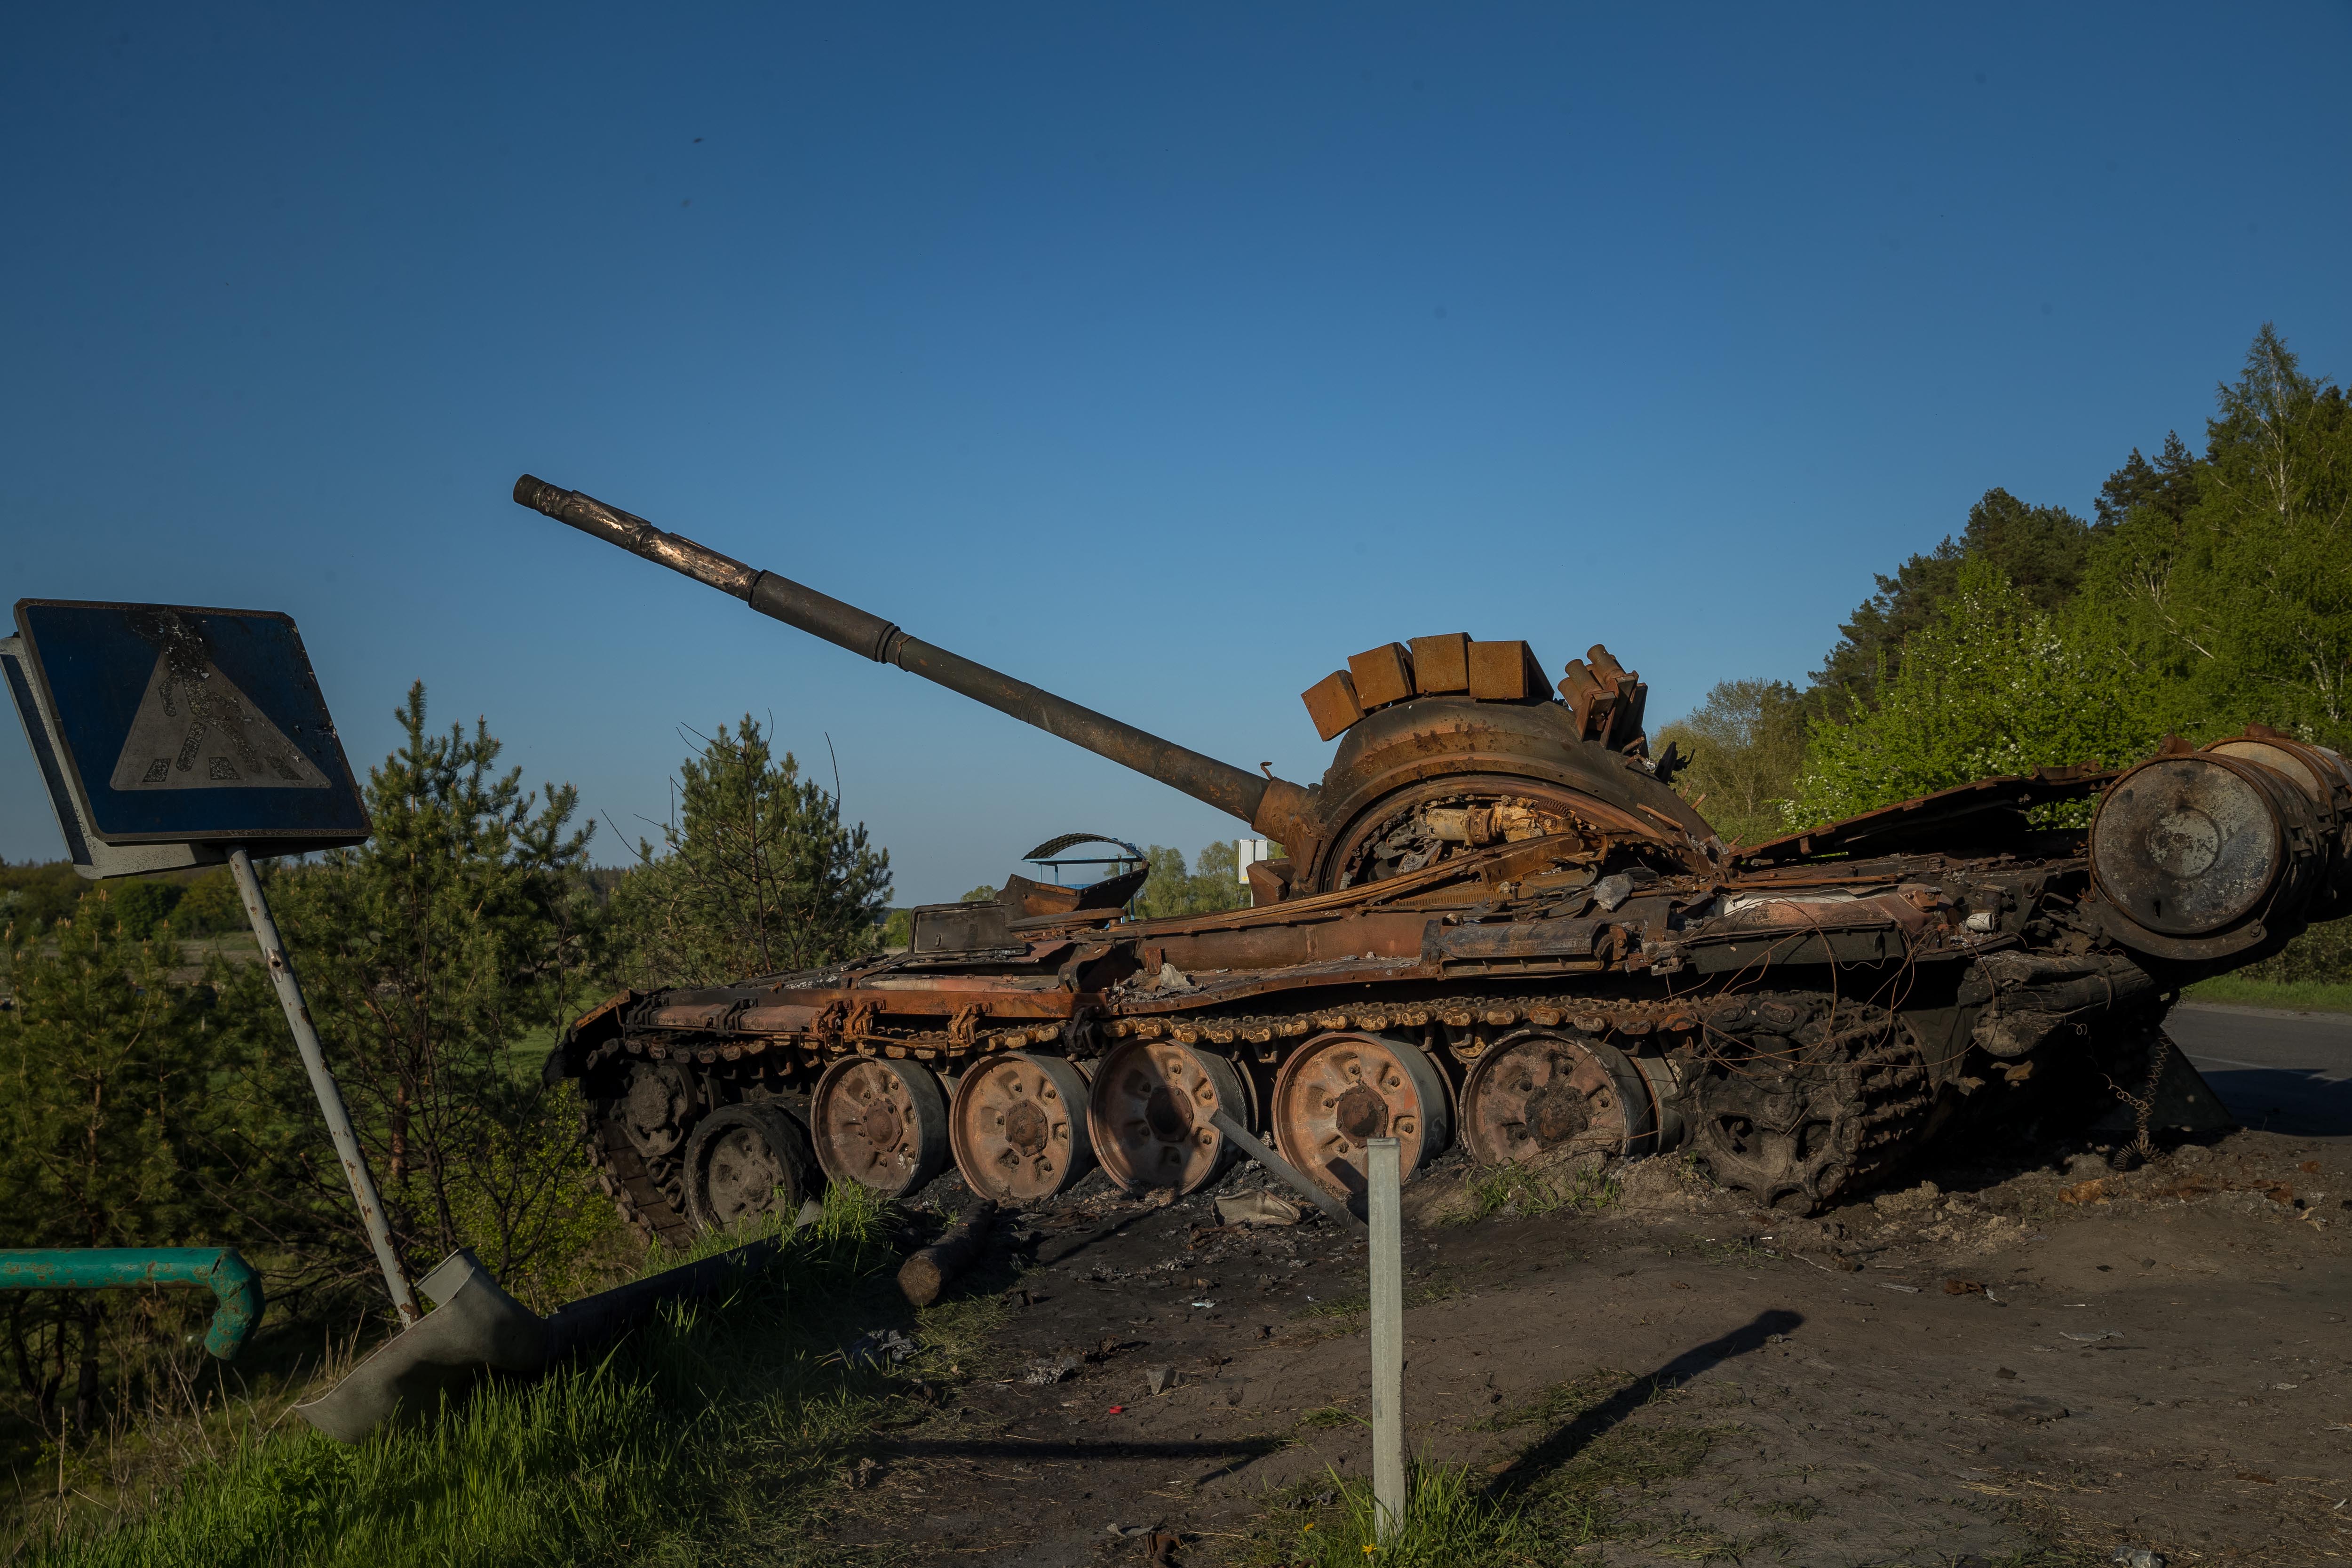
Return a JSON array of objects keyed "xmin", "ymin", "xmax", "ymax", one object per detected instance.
[{"xmin": 5, "ymin": 4, "xmax": 2349, "ymax": 903}]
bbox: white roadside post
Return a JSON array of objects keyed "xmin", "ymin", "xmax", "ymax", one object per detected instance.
[
  {"xmin": 1367, "ymin": 1135, "xmax": 1406, "ymax": 1540},
  {"xmin": 227, "ymin": 848, "xmax": 420, "ymax": 1327}
]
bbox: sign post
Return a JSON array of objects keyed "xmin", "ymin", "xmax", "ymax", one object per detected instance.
[
  {"xmin": 2, "ymin": 600, "xmax": 418, "ymax": 1325},
  {"xmin": 1367, "ymin": 1135, "xmax": 1406, "ymax": 1540}
]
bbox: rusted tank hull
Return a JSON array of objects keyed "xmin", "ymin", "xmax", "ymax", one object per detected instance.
[
  {"xmin": 552, "ymin": 745, "xmax": 2325, "ymax": 1239},
  {"xmin": 511, "ymin": 478, "xmax": 2349, "ymax": 1236}
]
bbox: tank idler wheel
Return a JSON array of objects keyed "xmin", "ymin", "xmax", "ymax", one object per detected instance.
[
  {"xmin": 1088, "ymin": 1040, "xmax": 1250, "ymax": 1195},
  {"xmin": 810, "ymin": 1058, "xmax": 949, "ymax": 1199},
  {"xmin": 950, "ymin": 1052, "xmax": 1096, "ymax": 1204},
  {"xmin": 1269, "ymin": 1032, "xmax": 1453, "ymax": 1202},
  {"xmin": 681, "ymin": 1103, "xmax": 822, "ymax": 1234},
  {"xmin": 1460, "ymin": 1028, "xmax": 1656, "ymax": 1166}
]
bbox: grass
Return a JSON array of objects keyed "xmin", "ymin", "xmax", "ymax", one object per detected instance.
[
  {"xmin": 504, "ymin": 1023, "xmax": 562, "ymax": 1082},
  {"xmin": 1295, "ymin": 1274, "xmax": 1462, "ymax": 1339},
  {"xmin": 1247, "ymin": 1464, "xmax": 1554, "ymax": 1568},
  {"xmin": 10, "ymin": 1184, "xmax": 940, "ymax": 1568},
  {"xmin": 2183, "ymin": 975, "xmax": 2352, "ymax": 1012},
  {"xmin": 1292, "ymin": 1404, "xmax": 1359, "ymax": 1433},
  {"xmin": 1249, "ymin": 1372, "xmax": 1743, "ymax": 1566},
  {"xmin": 1457, "ymin": 1160, "xmax": 1619, "ymax": 1224}
]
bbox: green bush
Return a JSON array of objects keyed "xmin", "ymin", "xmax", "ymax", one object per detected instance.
[{"xmin": 1786, "ymin": 559, "xmax": 2159, "ymax": 828}]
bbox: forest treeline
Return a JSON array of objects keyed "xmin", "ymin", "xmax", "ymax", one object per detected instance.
[{"xmin": 1658, "ymin": 324, "xmax": 2350, "ymax": 846}]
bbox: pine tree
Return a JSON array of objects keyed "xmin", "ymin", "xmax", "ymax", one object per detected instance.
[
  {"xmin": 2078, "ymin": 324, "xmax": 2352, "ymax": 741},
  {"xmin": 0, "ymin": 908, "xmax": 238, "ymax": 1433},
  {"xmin": 230, "ymin": 682, "xmax": 610, "ymax": 1297},
  {"xmin": 613, "ymin": 716, "xmax": 892, "ymax": 984}
]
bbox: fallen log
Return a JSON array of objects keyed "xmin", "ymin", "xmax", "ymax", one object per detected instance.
[{"xmin": 898, "ymin": 1202, "xmax": 998, "ymax": 1307}]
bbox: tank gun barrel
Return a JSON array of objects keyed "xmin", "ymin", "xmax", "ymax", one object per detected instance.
[{"xmin": 513, "ymin": 475, "xmax": 1301, "ymax": 835}]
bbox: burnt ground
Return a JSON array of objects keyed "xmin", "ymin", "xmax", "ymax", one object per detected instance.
[{"xmin": 811, "ymin": 1011, "xmax": 2352, "ymax": 1567}]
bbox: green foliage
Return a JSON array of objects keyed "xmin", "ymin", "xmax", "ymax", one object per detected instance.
[
  {"xmin": 1255, "ymin": 1464, "xmax": 1550, "ymax": 1568},
  {"xmin": 16, "ymin": 1187, "xmax": 911, "ymax": 1568},
  {"xmin": 1813, "ymin": 488, "xmax": 2108, "ymax": 714},
  {"xmin": 2184, "ymin": 973, "xmax": 2352, "ymax": 1012},
  {"xmin": 0, "ymin": 862, "xmax": 89, "ymax": 939},
  {"xmin": 0, "ymin": 866, "xmax": 243, "ymax": 947},
  {"xmin": 2078, "ymin": 324, "xmax": 2352, "ymax": 743},
  {"xmin": 958, "ymin": 884, "xmax": 996, "ymax": 902},
  {"xmin": 1653, "ymin": 678, "xmax": 1811, "ymax": 846},
  {"xmin": 1785, "ymin": 559, "xmax": 2160, "ymax": 828},
  {"xmin": 217, "ymin": 682, "xmax": 613, "ymax": 1295},
  {"xmin": 0, "ymin": 918, "xmax": 230, "ymax": 1251},
  {"xmin": 0, "ymin": 912, "xmax": 269, "ymax": 1442},
  {"xmin": 1133, "ymin": 839, "xmax": 1252, "ymax": 919},
  {"xmin": 170, "ymin": 871, "xmax": 243, "ymax": 936},
  {"xmin": 1461, "ymin": 1159, "xmax": 1619, "ymax": 1222},
  {"xmin": 613, "ymin": 716, "xmax": 892, "ymax": 985},
  {"xmin": 1785, "ymin": 326, "xmax": 2352, "ymax": 832},
  {"xmin": 98, "ymin": 881, "xmax": 182, "ymax": 941}
]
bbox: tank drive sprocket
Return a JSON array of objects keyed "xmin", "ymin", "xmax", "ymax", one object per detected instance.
[{"xmin": 1688, "ymin": 996, "xmax": 1931, "ymax": 1212}]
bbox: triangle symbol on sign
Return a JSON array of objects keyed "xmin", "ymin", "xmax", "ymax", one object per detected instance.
[{"xmin": 107, "ymin": 653, "xmax": 331, "ymax": 792}]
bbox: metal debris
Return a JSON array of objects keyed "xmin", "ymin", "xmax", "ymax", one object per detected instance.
[{"xmin": 842, "ymin": 1329, "xmax": 920, "ymax": 1369}]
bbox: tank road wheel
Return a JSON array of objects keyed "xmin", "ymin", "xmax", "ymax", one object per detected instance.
[
  {"xmin": 1690, "ymin": 1012, "xmax": 1930, "ymax": 1213},
  {"xmin": 1088, "ymin": 1040, "xmax": 1250, "ymax": 1195},
  {"xmin": 681, "ymin": 1103, "xmax": 822, "ymax": 1234},
  {"xmin": 810, "ymin": 1059, "xmax": 949, "ymax": 1199},
  {"xmin": 1270, "ymin": 1032, "xmax": 1453, "ymax": 1202},
  {"xmin": 950, "ymin": 1052, "xmax": 1096, "ymax": 1205},
  {"xmin": 1460, "ymin": 1029, "xmax": 1656, "ymax": 1166}
]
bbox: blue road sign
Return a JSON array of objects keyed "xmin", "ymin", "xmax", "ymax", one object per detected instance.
[{"xmin": 4, "ymin": 600, "xmax": 369, "ymax": 874}]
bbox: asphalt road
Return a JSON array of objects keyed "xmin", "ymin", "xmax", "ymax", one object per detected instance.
[{"xmin": 2168, "ymin": 1000, "xmax": 2352, "ymax": 1138}]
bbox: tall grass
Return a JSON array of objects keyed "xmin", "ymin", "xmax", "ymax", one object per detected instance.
[
  {"xmin": 1253, "ymin": 1465, "xmax": 1550, "ymax": 1568},
  {"xmin": 16, "ymin": 1186, "xmax": 917, "ymax": 1568}
]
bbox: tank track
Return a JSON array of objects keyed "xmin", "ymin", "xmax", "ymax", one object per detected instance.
[
  {"xmin": 1686, "ymin": 993, "xmax": 1933, "ymax": 1211},
  {"xmin": 580, "ymin": 986, "xmax": 1952, "ymax": 1239},
  {"xmin": 587, "ymin": 1099, "xmax": 697, "ymax": 1249}
]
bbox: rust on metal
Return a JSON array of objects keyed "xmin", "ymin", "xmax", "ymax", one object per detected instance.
[
  {"xmin": 1406, "ymin": 633, "xmax": 1470, "ymax": 694},
  {"xmin": 950, "ymin": 1052, "xmax": 1094, "ymax": 1202},
  {"xmin": 1268, "ymin": 1032, "xmax": 1451, "ymax": 1201},
  {"xmin": 513, "ymin": 473, "xmax": 2350, "ymax": 1240},
  {"xmin": 1302, "ymin": 669, "xmax": 1365, "ymax": 742},
  {"xmin": 1348, "ymin": 643, "xmax": 1416, "ymax": 710}
]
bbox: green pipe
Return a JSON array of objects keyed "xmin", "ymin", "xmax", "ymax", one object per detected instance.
[{"xmin": 0, "ymin": 1249, "xmax": 263, "ymax": 1361}]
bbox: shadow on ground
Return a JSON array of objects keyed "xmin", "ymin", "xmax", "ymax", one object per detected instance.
[
  {"xmin": 1492, "ymin": 1307, "xmax": 1802, "ymax": 1497},
  {"xmin": 2196, "ymin": 1066, "xmax": 2352, "ymax": 1137}
]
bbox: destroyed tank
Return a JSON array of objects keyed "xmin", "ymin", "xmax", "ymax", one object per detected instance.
[{"xmin": 514, "ymin": 474, "xmax": 2352, "ymax": 1241}]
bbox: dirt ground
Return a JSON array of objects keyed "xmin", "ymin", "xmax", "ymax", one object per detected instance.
[{"xmin": 821, "ymin": 1106, "xmax": 2352, "ymax": 1567}]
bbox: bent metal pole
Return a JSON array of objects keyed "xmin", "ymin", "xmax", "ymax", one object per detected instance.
[{"xmin": 227, "ymin": 848, "xmax": 420, "ymax": 1327}]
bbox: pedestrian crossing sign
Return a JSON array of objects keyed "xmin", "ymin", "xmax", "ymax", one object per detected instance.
[{"xmin": 3, "ymin": 600, "xmax": 370, "ymax": 876}]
